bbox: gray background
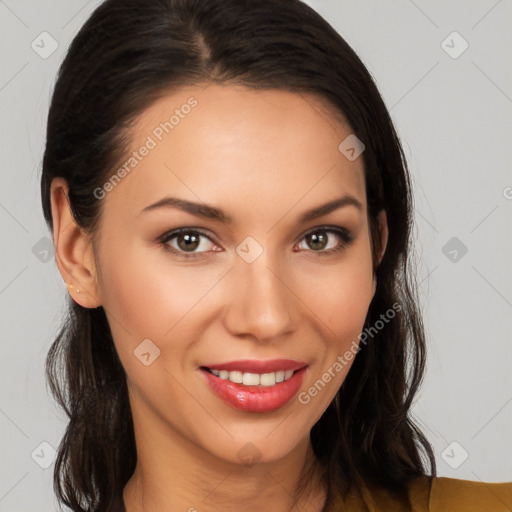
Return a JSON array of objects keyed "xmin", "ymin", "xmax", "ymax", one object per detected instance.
[{"xmin": 1, "ymin": 0, "xmax": 511, "ymax": 510}]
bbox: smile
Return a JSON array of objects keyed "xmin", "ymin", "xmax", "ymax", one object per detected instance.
[{"xmin": 199, "ymin": 359, "xmax": 308, "ymax": 413}]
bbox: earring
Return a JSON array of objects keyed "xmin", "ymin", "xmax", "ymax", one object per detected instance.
[{"xmin": 67, "ymin": 283, "xmax": 80, "ymax": 293}]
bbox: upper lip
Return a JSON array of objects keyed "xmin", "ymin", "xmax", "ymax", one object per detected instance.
[{"xmin": 202, "ymin": 359, "xmax": 308, "ymax": 373}]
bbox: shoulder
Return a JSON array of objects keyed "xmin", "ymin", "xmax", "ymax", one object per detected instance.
[
  {"xmin": 410, "ymin": 476, "xmax": 512, "ymax": 511},
  {"xmin": 329, "ymin": 475, "xmax": 512, "ymax": 511}
]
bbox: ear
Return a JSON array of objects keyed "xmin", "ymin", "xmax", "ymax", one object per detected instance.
[
  {"xmin": 373, "ymin": 209, "xmax": 388, "ymax": 296},
  {"xmin": 376, "ymin": 209, "xmax": 388, "ymax": 266},
  {"xmin": 50, "ymin": 177, "xmax": 101, "ymax": 308}
]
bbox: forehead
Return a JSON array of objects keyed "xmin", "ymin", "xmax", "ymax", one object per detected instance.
[{"xmin": 101, "ymin": 84, "xmax": 367, "ymax": 225}]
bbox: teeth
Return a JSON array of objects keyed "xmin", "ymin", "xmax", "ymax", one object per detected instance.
[
  {"xmin": 208, "ymin": 368, "xmax": 295, "ymax": 386},
  {"xmin": 240, "ymin": 372, "xmax": 256, "ymax": 385},
  {"xmin": 260, "ymin": 373, "xmax": 276, "ymax": 386},
  {"xmin": 230, "ymin": 371, "xmax": 243, "ymax": 384}
]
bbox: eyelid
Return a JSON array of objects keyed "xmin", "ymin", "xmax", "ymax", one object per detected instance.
[
  {"xmin": 159, "ymin": 227, "xmax": 214, "ymax": 242},
  {"xmin": 299, "ymin": 224, "xmax": 352, "ymax": 241}
]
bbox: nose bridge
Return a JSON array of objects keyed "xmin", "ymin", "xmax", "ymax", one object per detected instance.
[{"xmin": 224, "ymin": 241, "xmax": 294, "ymax": 341}]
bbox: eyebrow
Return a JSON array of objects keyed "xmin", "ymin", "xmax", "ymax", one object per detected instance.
[{"xmin": 140, "ymin": 194, "xmax": 363, "ymax": 224}]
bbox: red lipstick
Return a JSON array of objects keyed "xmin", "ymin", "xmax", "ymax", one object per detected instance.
[{"xmin": 199, "ymin": 359, "xmax": 308, "ymax": 413}]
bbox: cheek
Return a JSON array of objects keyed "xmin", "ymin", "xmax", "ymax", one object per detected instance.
[
  {"xmin": 293, "ymin": 254, "xmax": 374, "ymax": 407},
  {"xmin": 300, "ymin": 247, "xmax": 374, "ymax": 342},
  {"xmin": 314, "ymin": 273, "xmax": 372, "ymax": 327},
  {"xmin": 95, "ymin": 242, "xmax": 226, "ymax": 353}
]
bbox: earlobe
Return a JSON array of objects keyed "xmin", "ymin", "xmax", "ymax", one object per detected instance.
[{"xmin": 50, "ymin": 178, "xmax": 101, "ymax": 308}]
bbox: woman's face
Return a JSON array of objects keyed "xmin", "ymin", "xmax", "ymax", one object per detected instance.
[{"xmin": 89, "ymin": 84, "xmax": 384, "ymax": 466}]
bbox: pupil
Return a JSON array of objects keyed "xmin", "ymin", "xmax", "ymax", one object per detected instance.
[
  {"xmin": 308, "ymin": 232, "xmax": 327, "ymax": 250},
  {"xmin": 178, "ymin": 233, "xmax": 199, "ymax": 251}
]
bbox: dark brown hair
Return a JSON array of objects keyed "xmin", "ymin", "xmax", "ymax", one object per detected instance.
[{"xmin": 41, "ymin": 0, "xmax": 436, "ymax": 510}]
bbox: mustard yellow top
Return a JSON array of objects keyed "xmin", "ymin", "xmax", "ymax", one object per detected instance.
[{"xmin": 328, "ymin": 476, "xmax": 512, "ymax": 511}]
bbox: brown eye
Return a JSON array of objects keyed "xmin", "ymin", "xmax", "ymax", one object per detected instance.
[
  {"xmin": 296, "ymin": 227, "xmax": 354, "ymax": 255},
  {"xmin": 160, "ymin": 229, "xmax": 218, "ymax": 259},
  {"xmin": 176, "ymin": 232, "xmax": 201, "ymax": 252},
  {"xmin": 305, "ymin": 231, "xmax": 329, "ymax": 251}
]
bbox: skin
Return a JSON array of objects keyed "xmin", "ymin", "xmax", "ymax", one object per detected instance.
[{"xmin": 50, "ymin": 84, "xmax": 388, "ymax": 512}]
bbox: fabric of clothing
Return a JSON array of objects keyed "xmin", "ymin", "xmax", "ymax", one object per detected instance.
[{"xmin": 327, "ymin": 476, "xmax": 512, "ymax": 511}]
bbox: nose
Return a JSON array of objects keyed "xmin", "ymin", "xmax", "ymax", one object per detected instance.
[{"xmin": 222, "ymin": 249, "xmax": 295, "ymax": 343}]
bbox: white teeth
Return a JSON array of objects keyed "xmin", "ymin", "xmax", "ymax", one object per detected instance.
[
  {"xmin": 260, "ymin": 373, "xmax": 276, "ymax": 386},
  {"xmin": 242, "ymin": 372, "xmax": 260, "ymax": 386},
  {"xmin": 230, "ymin": 371, "xmax": 243, "ymax": 384},
  {"xmin": 208, "ymin": 368, "xmax": 296, "ymax": 386}
]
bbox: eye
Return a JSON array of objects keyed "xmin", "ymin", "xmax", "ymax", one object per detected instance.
[
  {"xmin": 159, "ymin": 228, "xmax": 220, "ymax": 259},
  {"xmin": 295, "ymin": 227, "xmax": 354, "ymax": 256},
  {"xmin": 158, "ymin": 226, "xmax": 354, "ymax": 260}
]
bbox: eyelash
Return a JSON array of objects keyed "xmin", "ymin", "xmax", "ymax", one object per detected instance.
[{"xmin": 158, "ymin": 226, "xmax": 355, "ymax": 260}]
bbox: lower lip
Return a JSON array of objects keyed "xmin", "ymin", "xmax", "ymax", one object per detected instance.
[{"xmin": 200, "ymin": 367, "xmax": 307, "ymax": 413}]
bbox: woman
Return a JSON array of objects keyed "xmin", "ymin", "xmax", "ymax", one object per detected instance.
[{"xmin": 41, "ymin": 0, "xmax": 512, "ymax": 510}]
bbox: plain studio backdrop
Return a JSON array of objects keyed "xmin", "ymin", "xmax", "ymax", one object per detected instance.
[{"xmin": 1, "ymin": 0, "xmax": 511, "ymax": 509}]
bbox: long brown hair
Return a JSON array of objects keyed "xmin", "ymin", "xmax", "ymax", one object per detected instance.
[{"xmin": 41, "ymin": 0, "xmax": 436, "ymax": 510}]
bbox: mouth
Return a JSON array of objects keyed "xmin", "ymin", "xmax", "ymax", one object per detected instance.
[{"xmin": 199, "ymin": 360, "xmax": 308, "ymax": 413}]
